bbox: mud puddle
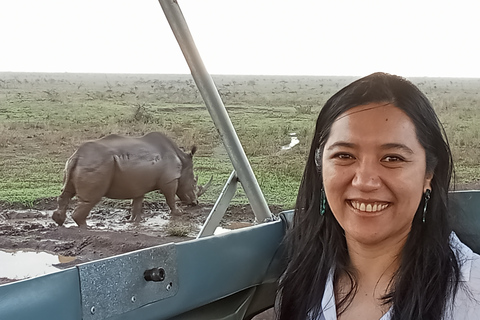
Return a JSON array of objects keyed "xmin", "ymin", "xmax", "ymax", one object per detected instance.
[{"xmin": 0, "ymin": 249, "xmax": 75, "ymax": 280}]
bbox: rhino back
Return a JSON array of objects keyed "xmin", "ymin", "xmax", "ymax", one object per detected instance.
[
  {"xmin": 102, "ymin": 133, "xmax": 183, "ymax": 199},
  {"xmin": 70, "ymin": 133, "xmax": 185, "ymax": 200}
]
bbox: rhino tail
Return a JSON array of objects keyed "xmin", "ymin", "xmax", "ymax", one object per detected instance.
[
  {"xmin": 53, "ymin": 154, "xmax": 79, "ymax": 225},
  {"xmin": 190, "ymin": 145, "xmax": 197, "ymax": 157},
  {"xmin": 60, "ymin": 153, "xmax": 79, "ymax": 194}
]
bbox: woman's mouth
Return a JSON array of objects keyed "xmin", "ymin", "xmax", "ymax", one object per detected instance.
[{"xmin": 349, "ymin": 200, "xmax": 389, "ymax": 213}]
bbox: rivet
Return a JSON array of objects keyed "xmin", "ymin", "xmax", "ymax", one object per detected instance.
[
  {"xmin": 131, "ymin": 296, "xmax": 136, "ymax": 303},
  {"xmin": 90, "ymin": 306, "xmax": 96, "ymax": 315},
  {"xmin": 166, "ymin": 282, "xmax": 172, "ymax": 291}
]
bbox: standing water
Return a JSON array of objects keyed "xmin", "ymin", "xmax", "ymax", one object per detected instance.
[
  {"xmin": 281, "ymin": 133, "xmax": 300, "ymax": 150},
  {"xmin": 0, "ymin": 250, "xmax": 75, "ymax": 281}
]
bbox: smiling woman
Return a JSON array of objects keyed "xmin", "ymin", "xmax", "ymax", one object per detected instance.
[
  {"xmin": 277, "ymin": 72, "xmax": 480, "ymax": 320},
  {"xmin": 322, "ymin": 103, "xmax": 432, "ymax": 248}
]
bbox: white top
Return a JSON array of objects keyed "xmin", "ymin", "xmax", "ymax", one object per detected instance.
[{"xmin": 316, "ymin": 233, "xmax": 480, "ymax": 320}]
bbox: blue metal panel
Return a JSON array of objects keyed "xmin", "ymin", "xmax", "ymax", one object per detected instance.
[
  {"xmin": 110, "ymin": 218, "xmax": 285, "ymax": 320},
  {"xmin": 0, "ymin": 268, "xmax": 81, "ymax": 320},
  {"xmin": 0, "ymin": 217, "xmax": 285, "ymax": 320}
]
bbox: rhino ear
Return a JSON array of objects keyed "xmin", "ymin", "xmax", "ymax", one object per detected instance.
[{"xmin": 190, "ymin": 145, "xmax": 197, "ymax": 157}]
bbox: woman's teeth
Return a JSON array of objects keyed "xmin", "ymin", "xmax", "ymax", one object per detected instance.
[{"xmin": 351, "ymin": 201, "xmax": 389, "ymax": 213}]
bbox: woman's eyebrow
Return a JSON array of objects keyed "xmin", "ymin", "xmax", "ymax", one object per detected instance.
[
  {"xmin": 380, "ymin": 143, "xmax": 414, "ymax": 154},
  {"xmin": 326, "ymin": 141, "xmax": 355, "ymax": 150},
  {"xmin": 326, "ymin": 142, "xmax": 415, "ymax": 154}
]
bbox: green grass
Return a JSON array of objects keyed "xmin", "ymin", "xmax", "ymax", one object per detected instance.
[{"xmin": 0, "ymin": 72, "xmax": 479, "ymax": 207}]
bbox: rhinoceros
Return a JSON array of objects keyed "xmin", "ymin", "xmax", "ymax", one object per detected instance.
[{"xmin": 52, "ymin": 132, "xmax": 211, "ymax": 227}]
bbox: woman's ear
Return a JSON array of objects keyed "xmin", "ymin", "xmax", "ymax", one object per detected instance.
[{"xmin": 424, "ymin": 172, "xmax": 433, "ymax": 192}]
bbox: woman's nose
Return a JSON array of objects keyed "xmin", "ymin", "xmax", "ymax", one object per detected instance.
[{"xmin": 351, "ymin": 160, "xmax": 381, "ymax": 191}]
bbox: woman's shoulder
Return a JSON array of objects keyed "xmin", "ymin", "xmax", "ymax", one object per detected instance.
[
  {"xmin": 465, "ymin": 251, "xmax": 480, "ymax": 289},
  {"xmin": 452, "ymin": 258, "xmax": 480, "ymax": 319},
  {"xmin": 469, "ymin": 251, "xmax": 480, "ymax": 272},
  {"xmin": 465, "ymin": 251, "xmax": 480, "ymax": 290},
  {"xmin": 451, "ymin": 234, "xmax": 480, "ymax": 318},
  {"xmin": 450, "ymin": 233, "xmax": 480, "ymax": 284}
]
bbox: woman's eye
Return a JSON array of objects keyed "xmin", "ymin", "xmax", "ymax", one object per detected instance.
[
  {"xmin": 335, "ymin": 153, "xmax": 354, "ymax": 160},
  {"xmin": 383, "ymin": 155, "xmax": 404, "ymax": 162}
]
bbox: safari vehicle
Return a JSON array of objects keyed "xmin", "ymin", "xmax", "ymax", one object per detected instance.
[{"xmin": 1, "ymin": 1, "xmax": 479, "ymax": 319}]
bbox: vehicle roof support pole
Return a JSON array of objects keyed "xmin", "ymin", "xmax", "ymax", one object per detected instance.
[
  {"xmin": 158, "ymin": 0, "xmax": 272, "ymax": 222},
  {"xmin": 197, "ymin": 170, "xmax": 238, "ymax": 238}
]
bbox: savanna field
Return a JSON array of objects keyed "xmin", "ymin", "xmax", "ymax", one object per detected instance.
[{"xmin": 1, "ymin": 72, "xmax": 479, "ymax": 209}]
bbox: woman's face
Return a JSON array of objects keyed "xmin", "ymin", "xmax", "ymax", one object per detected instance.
[{"xmin": 322, "ymin": 103, "xmax": 432, "ymax": 247}]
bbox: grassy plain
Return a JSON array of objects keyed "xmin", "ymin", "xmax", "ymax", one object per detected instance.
[{"xmin": 0, "ymin": 72, "xmax": 479, "ymax": 209}]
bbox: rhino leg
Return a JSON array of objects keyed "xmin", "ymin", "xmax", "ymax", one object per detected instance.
[
  {"xmin": 130, "ymin": 196, "xmax": 144, "ymax": 222},
  {"xmin": 162, "ymin": 181, "xmax": 182, "ymax": 215},
  {"xmin": 71, "ymin": 197, "xmax": 101, "ymax": 228},
  {"xmin": 52, "ymin": 190, "xmax": 75, "ymax": 226}
]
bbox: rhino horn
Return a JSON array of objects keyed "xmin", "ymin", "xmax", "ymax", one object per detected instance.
[
  {"xmin": 190, "ymin": 145, "xmax": 197, "ymax": 157},
  {"xmin": 197, "ymin": 176, "xmax": 213, "ymax": 197}
]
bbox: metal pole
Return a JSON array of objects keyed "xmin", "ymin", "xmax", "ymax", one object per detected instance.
[
  {"xmin": 158, "ymin": 0, "xmax": 272, "ymax": 222},
  {"xmin": 197, "ymin": 170, "xmax": 238, "ymax": 238}
]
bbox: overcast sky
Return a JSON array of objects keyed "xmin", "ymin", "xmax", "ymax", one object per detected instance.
[{"xmin": 1, "ymin": 0, "xmax": 479, "ymax": 78}]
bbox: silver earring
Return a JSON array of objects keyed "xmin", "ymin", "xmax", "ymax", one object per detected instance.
[
  {"xmin": 320, "ymin": 188, "xmax": 326, "ymax": 216},
  {"xmin": 422, "ymin": 189, "xmax": 431, "ymax": 223}
]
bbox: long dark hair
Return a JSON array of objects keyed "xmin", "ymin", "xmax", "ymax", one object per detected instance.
[{"xmin": 277, "ymin": 72, "xmax": 460, "ymax": 319}]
